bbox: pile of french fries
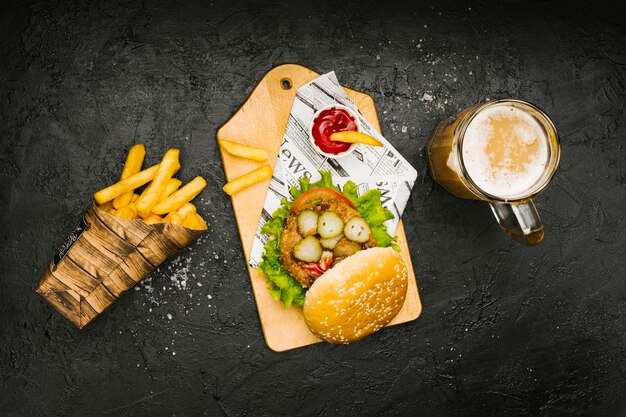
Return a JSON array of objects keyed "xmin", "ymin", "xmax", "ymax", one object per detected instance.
[
  {"xmin": 94, "ymin": 144, "xmax": 207, "ymax": 230},
  {"xmin": 219, "ymin": 139, "xmax": 273, "ymax": 196}
]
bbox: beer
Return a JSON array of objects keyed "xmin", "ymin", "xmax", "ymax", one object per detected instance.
[{"xmin": 427, "ymin": 99, "xmax": 560, "ymax": 245}]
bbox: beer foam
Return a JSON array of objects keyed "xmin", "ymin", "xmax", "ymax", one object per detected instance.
[{"xmin": 461, "ymin": 104, "xmax": 549, "ymax": 199}]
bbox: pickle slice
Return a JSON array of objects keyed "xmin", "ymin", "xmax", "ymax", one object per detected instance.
[
  {"xmin": 293, "ymin": 236, "xmax": 323, "ymax": 262},
  {"xmin": 319, "ymin": 233, "xmax": 344, "ymax": 250},
  {"xmin": 297, "ymin": 210, "xmax": 319, "ymax": 236},
  {"xmin": 333, "ymin": 238, "xmax": 362, "ymax": 258},
  {"xmin": 318, "ymin": 211, "xmax": 344, "ymax": 239},
  {"xmin": 344, "ymin": 217, "xmax": 371, "ymax": 243}
]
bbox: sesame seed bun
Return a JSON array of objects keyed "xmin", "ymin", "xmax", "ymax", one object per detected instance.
[{"xmin": 303, "ymin": 247, "xmax": 408, "ymax": 344}]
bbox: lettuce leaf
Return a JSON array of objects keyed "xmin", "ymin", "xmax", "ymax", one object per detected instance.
[
  {"xmin": 289, "ymin": 171, "xmax": 338, "ymax": 200},
  {"xmin": 258, "ymin": 171, "xmax": 399, "ymax": 308},
  {"xmin": 358, "ymin": 195, "xmax": 398, "ymax": 249},
  {"xmin": 259, "ymin": 199, "xmax": 306, "ymax": 308}
]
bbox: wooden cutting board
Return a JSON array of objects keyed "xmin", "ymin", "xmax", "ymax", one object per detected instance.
[{"xmin": 217, "ymin": 64, "xmax": 422, "ymax": 352}]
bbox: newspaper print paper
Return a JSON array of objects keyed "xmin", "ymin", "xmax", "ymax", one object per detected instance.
[{"xmin": 249, "ymin": 72, "xmax": 417, "ymax": 267}]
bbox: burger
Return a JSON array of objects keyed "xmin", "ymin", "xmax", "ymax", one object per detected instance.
[{"xmin": 259, "ymin": 171, "xmax": 408, "ymax": 344}]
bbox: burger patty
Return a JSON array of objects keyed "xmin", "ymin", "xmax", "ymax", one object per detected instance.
[{"xmin": 279, "ymin": 196, "xmax": 376, "ymax": 288}]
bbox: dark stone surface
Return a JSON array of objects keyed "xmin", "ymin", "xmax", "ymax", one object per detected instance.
[{"xmin": 1, "ymin": 0, "xmax": 625, "ymax": 416}]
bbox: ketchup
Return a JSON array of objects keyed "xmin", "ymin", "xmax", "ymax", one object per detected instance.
[
  {"xmin": 311, "ymin": 107, "xmax": 358, "ymax": 155},
  {"xmin": 301, "ymin": 251, "xmax": 333, "ymax": 276}
]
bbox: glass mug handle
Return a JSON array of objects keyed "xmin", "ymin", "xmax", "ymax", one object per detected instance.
[{"xmin": 489, "ymin": 200, "xmax": 544, "ymax": 246}]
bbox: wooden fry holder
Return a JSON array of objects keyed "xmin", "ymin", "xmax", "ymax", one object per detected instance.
[{"xmin": 37, "ymin": 204, "xmax": 204, "ymax": 328}]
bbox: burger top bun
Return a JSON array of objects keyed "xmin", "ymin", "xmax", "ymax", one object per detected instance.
[{"xmin": 303, "ymin": 247, "xmax": 408, "ymax": 344}]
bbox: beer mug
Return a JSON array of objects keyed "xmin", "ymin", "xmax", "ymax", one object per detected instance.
[{"xmin": 427, "ymin": 99, "xmax": 560, "ymax": 245}]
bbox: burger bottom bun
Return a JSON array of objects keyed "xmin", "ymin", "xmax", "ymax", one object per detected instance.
[{"xmin": 303, "ymin": 247, "xmax": 408, "ymax": 344}]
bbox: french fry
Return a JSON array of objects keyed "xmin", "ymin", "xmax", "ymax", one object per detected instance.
[
  {"xmin": 222, "ymin": 165, "xmax": 272, "ymax": 196},
  {"xmin": 98, "ymin": 201, "xmax": 113, "ymax": 212},
  {"xmin": 182, "ymin": 213, "xmax": 208, "ymax": 230},
  {"xmin": 152, "ymin": 176, "xmax": 207, "ymax": 215},
  {"xmin": 112, "ymin": 144, "xmax": 146, "ymax": 209},
  {"xmin": 218, "ymin": 139, "xmax": 268, "ymax": 162},
  {"xmin": 136, "ymin": 178, "xmax": 182, "ymax": 218},
  {"xmin": 162, "ymin": 212, "xmax": 184, "ymax": 225},
  {"xmin": 176, "ymin": 203, "xmax": 196, "ymax": 220},
  {"xmin": 158, "ymin": 178, "xmax": 182, "ymax": 202},
  {"xmin": 116, "ymin": 206, "xmax": 136, "ymax": 220},
  {"xmin": 128, "ymin": 202, "xmax": 138, "ymax": 216},
  {"xmin": 143, "ymin": 214, "xmax": 162, "ymax": 224},
  {"xmin": 329, "ymin": 131, "xmax": 383, "ymax": 147},
  {"xmin": 135, "ymin": 149, "xmax": 180, "ymax": 218},
  {"xmin": 94, "ymin": 164, "xmax": 159, "ymax": 205}
]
